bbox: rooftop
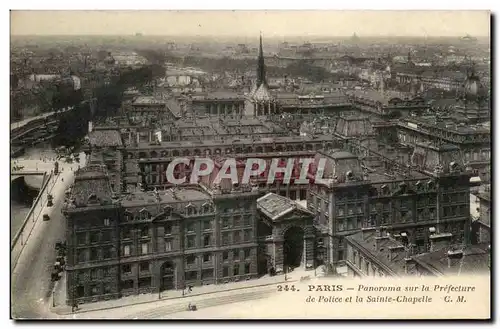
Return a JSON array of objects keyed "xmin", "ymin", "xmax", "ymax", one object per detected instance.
[
  {"xmin": 347, "ymin": 89, "xmax": 416, "ymax": 105},
  {"xmin": 88, "ymin": 130, "xmax": 123, "ymax": 148},
  {"xmin": 413, "ymin": 243, "xmax": 490, "ymax": 276},
  {"xmin": 346, "ymin": 229, "xmax": 407, "ymax": 276},
  {"xmin": 132, "ymin": 96, "xmax": 167, "ymax": 106},
  {"xmin": 68, "ymin": 166, "xmax": 113, "ymax": 208},
  {"xmin": 257, "ymin": 192, "xmax": 312, "ymax": 222},
  {"xmin": 402, "ymin": 116, "xmax": 491, "ymax": 134},
  {"xmin": 121, "ymin": 187, "xmax": 211, "ymax": 208}
]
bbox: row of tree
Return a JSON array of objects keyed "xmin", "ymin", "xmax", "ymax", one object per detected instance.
[{"xmin": 93, "ymin": 64, "xmax": 164, "ymax": 118}]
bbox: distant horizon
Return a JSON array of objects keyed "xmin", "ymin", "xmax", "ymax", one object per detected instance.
[
  {"xmin": 10, "ymin": 11, "xmax": 491, "ymax": 38},
  {"xmin": 10, "ymin": 33, "xmax": 490, "ymax": 38}
]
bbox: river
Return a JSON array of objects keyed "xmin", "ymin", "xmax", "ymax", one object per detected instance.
[{"xmin": 10, "ymin": 142, "xmax": 57, "ymax": 242}]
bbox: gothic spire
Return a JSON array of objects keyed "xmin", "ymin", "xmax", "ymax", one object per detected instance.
[{"xmin": 256, "ymin": 33, "xmax": 266, "ymax": 87}]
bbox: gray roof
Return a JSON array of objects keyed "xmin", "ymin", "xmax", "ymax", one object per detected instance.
[
  {"xmin": 88, "ymin": 130, "xmax": 123, "ymax": 148},
  {"xmin": 413, "ymin": 243, "xmax": 490, "ymax": 276},
  {"xmin": 257, "ymin": 193, "xmax": 312, "ymax": 221}
]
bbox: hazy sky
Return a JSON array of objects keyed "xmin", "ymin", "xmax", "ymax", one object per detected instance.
[{"xmin": 11, "ymin": 10, "xmax": 490, "ymax": 37}]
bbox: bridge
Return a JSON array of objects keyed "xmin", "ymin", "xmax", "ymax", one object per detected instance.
[
  {"xmin": 11, "ymin": 171, "xmax": 47, "ymax": 191},
  {"xmin": 11, "ymin": 170, "xmax": 46, "ymax": 182}
]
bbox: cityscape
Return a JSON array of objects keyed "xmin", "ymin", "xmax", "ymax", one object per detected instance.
[{"xmin": 10, "ymin": 10, "xmax": 491, "ymax": 319}]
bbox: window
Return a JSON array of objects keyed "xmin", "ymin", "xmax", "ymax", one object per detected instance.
[
  {"xmin": 186, "ymin": 255, "xmax": 196, "ymax": 265},
  {"xmin": 104, "ymin": 218, "xmax": 111, "ymax": 226},
  {"xmin": 122, "ymin": 227, "xmax": 131, "ymax": 240},
  {"xmin": 201, "ymin": 269, "xmax": 213, "ymax": 280},
  {"xmin": 222, "ymin": 218, "xmax": 230, "ymax": 228},
  {"xmin": 233, "ymin": 264, "xmax": 240, "ymax": 276},
  {"xmin": 234, "ymin": 231, "xmax": 241, "ymax": 244},
  {"xmin": 90, "ymin": 269, "xmax": 99, "ymax": 280},
  {"xmin": 164, "ymin": 222, "xmax": 172, "ymax": 235},
  {"xmin": 76, "ymin": 233, "xmax": 86, "ymax": 245},
  {"xmin": 187, "ymin": 221, "xmax": 196, "ymax": 233},
  {"xmin": 139, "ymin": 277, "xmax": 151, "ymax": 289},
  {"xmin": 244, "ymin": 230, "xmax": 252, "ymax": 242},
  {"xmin": 203, "ymin": 253, "xmax": 212, "ymax": 263},
  {"xmin": 187, "ymin": 236, "xmax": 196, "ymax": 248},
  {"xmin": 139, "ymin": 261, "xmax": 149, "ymax": 272},
  {"xmin": 102, "ymin": 246, "xmax": 113, "ymax": 259},
  {"xmin": 102, "ymin": 267, "xmax": 111, "ymax": 277},
  {"xmin": 123, "ymin": 245, "xmax": 131, "ymax": 256},
  {"xmin": 165, "ymin": 239, "xmax": 172, "ymax": 251},
  {"xmin": 243, "ymin": 215, "xmax": 251, "ymax": 226},
  {"xmin": 244, "ymin": 263, "xmax": 251, "ymax": 274},
  {"xmin": 223, "ymin": 266, "xmax": 229, "ymax": 277},
  {"xmin": 233, "ymin": 216, "xmax": 242, "ymax": 227},
  {"xmin": 222, "ymin": 232, "xmax": 229, "ymax": 245},
  {"xmin": 101, "ymin": 230, "xmax": 111, "ymax": 242},
  {"xmin": 244, "ymin": 248, "xmax": 251, "ymax": 259},
  {"xmin": 90, "ymin": 232, "xmax": 99, "ymax": 244},
  {"xmin": 203, "ymin": 234, "xmax": 211, "ymax": 247},
  {"xmin": 121, "ymin": 279, "xmax": 134, "ymax": 290},
  {"xmin": 122, "ymin": 264, "xmax": 131, "ymax": 274},
  {"xmin": 203, "ymin": 220, "xmax": 212, "ymax": 231},
  {"xmin": 141, "ymin": 243, "xmax": 148, "ymax": 255},
  {"xmin": 90, "ymin": 284, "xmax": 100, "ymax": 296},
  {"xmin": 141, "ymin": 226, "xmax": 149, "ymax": 237},
  {"xmin": 103, "ymin": 283, "xmax": 112, "ymax": 294},
  {"xmin": 223, "ymin": 251, "xmax": 229, "ymax": 261},
  {"xmin": 337, "ymin": 207, "xmax": 344, "ymax": 217},
  {"xmin": 185, "ymin": 271, "xmax": 197, "ymax": 281},
  {"xmin": 90, "ymin": 248, "xmax": 99, "ymax": 261},
  {"xmin": 77, "ymin": 250, "xmax": 86, "ymax": 263}
]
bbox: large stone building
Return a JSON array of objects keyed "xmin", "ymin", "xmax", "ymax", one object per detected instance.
[
  {"xmin": 66, "ymin": 34, "xmax": 487, "ymax": 305},
  {"xmin": 344, "ymin": 228, "xmax": 490, "ymax": 278}
]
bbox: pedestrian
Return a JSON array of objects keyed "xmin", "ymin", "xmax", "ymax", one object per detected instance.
[{"xmin": 188, "ymin": 285, "xmax": 193, "ymax": 293}]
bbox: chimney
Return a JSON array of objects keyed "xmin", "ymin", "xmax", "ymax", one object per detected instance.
[
  {"xmin": 429, "ymin": 233, "xmax": 453, "ymax": 252},
  {"xmin": 447, "ymin": 249, "xmax": 464, "ymax": 269}
]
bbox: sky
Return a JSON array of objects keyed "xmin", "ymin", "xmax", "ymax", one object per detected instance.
[{"xmin": 10, "ymin": 10, "xmax": 490, "ymax": 38}]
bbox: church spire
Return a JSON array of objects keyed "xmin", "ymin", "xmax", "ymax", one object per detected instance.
[{"xmin": 256, "ymin": 33, "xmax": 266, "ymax": 87}]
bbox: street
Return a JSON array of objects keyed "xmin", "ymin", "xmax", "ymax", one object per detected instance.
[{"xmin": 11, "ymin": 161, "xmax": 76, "ymax": 319}]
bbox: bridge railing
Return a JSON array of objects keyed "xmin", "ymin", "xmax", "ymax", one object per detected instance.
[{"xmin": 11, "ymin": 172, "xmax": 54, "ymax": 271}]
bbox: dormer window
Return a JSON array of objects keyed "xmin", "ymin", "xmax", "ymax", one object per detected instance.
[
  {"xmin": 186, "ymin": 204, "xmax": 197, "ymax": 216},
  {"xmin": 139, "ymin": 208, "xmax": 150, "ymax": 220},
  {"xmin": 381, "ymin": 184, "xmax": 389, "ymax": 195},
  {"xmin": 88, "ymin": 194, "xmax": 98, "ymax": 204},
  {"xmin": 163, "ymin": 206, "xmax": 173, "ymax": 216},
  {"xmin": 123, "ymin": 211, "xmax": 132, "ymax": 222},
  {"xmin": 202, "ymin": 202, "xmax": 212, "ymax": 214}
]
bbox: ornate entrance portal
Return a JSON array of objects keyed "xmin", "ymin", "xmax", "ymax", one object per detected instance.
[{"xmin": 283, "ymin": 226, "xmax": 304, "ymax": 270}]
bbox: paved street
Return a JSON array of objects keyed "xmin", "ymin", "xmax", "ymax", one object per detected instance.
[{"xmin": 11, "ymin": 161, "xmax": 76, "ymax": 319}]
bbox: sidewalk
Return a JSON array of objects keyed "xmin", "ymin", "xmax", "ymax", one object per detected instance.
[{"xmin": 51, "ymin": 271, "xmax": 307, "ymax": 316}]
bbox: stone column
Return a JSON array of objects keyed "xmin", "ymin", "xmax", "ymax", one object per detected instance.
[
  {"xmin": 304, "ymin": 229, "xmax": 315, "ymax": 271},
  {"xmin": 217, "ymin": 104, "xmax": 221, "ymax": 117},
  {"xmin": 273, "ymin": 238, "xmax": 284, "ymax": 274}
]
